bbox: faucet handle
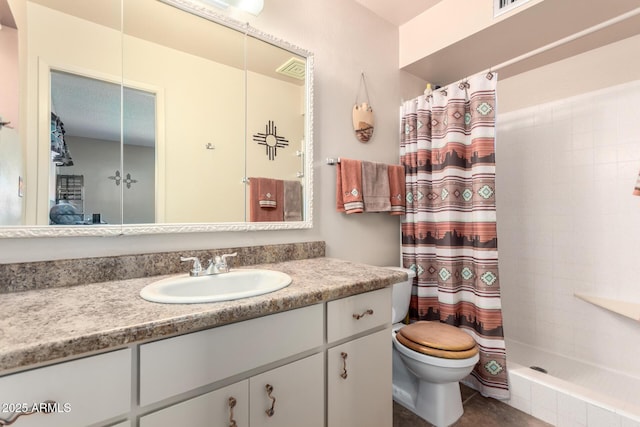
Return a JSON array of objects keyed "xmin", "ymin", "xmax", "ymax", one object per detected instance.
[
  {"xmin": 180, "ymin": 256, "xmax": 202, "ymax": 276},
  {"xmin": 214, "ymin": 252, "xmax": 238, "ymax": 273},
  {"xmin": 221, "ymin": 252, "xmax": 238, "ymax": 264}
]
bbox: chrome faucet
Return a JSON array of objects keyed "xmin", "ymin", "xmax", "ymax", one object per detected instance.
[{"xmin": 180, "ymin": 252, "xmax": 238, "ymax": 277}]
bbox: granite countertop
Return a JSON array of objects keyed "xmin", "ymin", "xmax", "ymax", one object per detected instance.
[{"xmin": 0, "ymin": 257, "xmax": 407, "ymax": 375}]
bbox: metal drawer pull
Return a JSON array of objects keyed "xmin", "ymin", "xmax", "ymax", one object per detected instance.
[
  {"xmin": 228, "ymin": 397, "xmax": 237, "ymax": 427},
  {"xmin": 340, "ymin": 352, "xmax": 348, "ymax": 379},
  {"xmin": 353, "ymin": 309, "xmax": 374, "ymax": 320},
  {"xmin": 0, "ymin": 400, "xmax": 56, "ymax": 426},
  {"xmin": 265, "ymin": 384, "xmax": 276, "ymax": 417}
]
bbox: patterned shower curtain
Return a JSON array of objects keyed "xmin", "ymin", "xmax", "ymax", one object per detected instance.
[{"xmin": 400, "ymin": 72, "xmax": 508, "ymax": 400}]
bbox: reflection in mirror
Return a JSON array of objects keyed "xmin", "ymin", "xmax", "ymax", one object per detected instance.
[
  {"xmin": 49, "ymin": 70, "xmax": 156, "ymax": 225},
  {"xmin": 124, "ymin": 0, "xmax": 246, "ymax": 223},
  {"xmin": 0, "ymin": 0, "xmax": 313, "ymax": 237},
  {"xmin": 246, "ymin": 35, "xmax": 306, "ymax": 222}
]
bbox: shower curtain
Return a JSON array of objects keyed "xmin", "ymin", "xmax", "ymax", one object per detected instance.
[{"xmin": 400, "ymin": 72, "xmax": 508, "ymax": 399}]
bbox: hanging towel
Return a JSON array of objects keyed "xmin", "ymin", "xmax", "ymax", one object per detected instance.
[
  {"xmin": 336, "ymin": 158, "xmax": 364, "ymax": 214},
  {"xmin": 256, "ymin": 178, "xmax": 278, "ymax": 209},
  {"xmin": 634, "ymin": 169, "xmax": 640, "ymax": 196},
  {"xmin": 284, "ymin": 180, "xmax": 303, "ymax": 221},
  {"xmin": 362, "ymin": 161, "xmax": 391, "ymax": 212},
  {"xmin": 250, "ymin": 178, "xmax": 284, "ymax": 222},
  {"xmin": 388, "ymin": 165, "xmax": 406, "ymax": 215}
]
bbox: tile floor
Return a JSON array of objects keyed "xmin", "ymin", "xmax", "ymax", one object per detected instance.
[{"xmin": 393, "ymin": 384, "xmax": 553, "ymax": 427}]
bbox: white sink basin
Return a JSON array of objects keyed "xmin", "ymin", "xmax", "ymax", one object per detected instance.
[{"xmin": 140, "ymin": 269, "xmax": 292, "ymax": 304}]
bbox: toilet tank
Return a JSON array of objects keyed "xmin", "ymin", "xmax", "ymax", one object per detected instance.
[{"xmin": 385, "ymin": 267, "xmax": 416, "ymax": 324}]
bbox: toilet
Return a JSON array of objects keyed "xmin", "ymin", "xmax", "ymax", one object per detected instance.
[{"xmin": 387, "ymin": 267, "xmax": 480, "ymax": 427}]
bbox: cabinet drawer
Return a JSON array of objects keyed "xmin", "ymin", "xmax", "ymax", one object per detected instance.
[
  {"xmin": 140, "ymin": 304, "xmax": 323, "ymax": 406},
  {"xmin": 140, "ymin": 380, "xmax": 249, "ymax": 427},
  {"xmin": 0, "ymin": 349, "xmax": 131, "ymax": 427},
  {"xmin": 327, "ymin": 287, "xmax": 391, "ymax": 343}
]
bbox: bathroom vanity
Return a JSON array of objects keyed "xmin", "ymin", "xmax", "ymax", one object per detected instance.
[{"xmin": 0, "ymin": 256, "xmax": 405, "ymax": 427}]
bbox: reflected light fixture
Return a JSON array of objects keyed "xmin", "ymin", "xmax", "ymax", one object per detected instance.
[{"xmin": 200, "ymin": 0, "xmax": 264, "ymax": 15}]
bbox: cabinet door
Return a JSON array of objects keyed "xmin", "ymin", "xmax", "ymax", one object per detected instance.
[
  {"xmin": 0, "ymin": 349, "xmax": 131, "ymax": 427},
  {"xmin": 327, "ymin": 328, "xmax": 391, "ymax": 427},
  {"xmin": 139, "ymin": 380, "xmax": 248, "ymax": 427},
  {"xmin": 249, "ymin": 353, "xmax": 324, "ymax": 427}
]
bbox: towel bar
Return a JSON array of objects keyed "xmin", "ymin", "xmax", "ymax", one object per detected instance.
[{"xmin": 326, "ymin": 158, "xmax": 341, "ymax": 165}]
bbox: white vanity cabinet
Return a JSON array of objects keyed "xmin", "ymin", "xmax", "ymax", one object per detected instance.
[
  {"xmin": 138, "ymin": 304, "xmax": 324, "ymax": 426},
  {"xmin": 136, "ymin": 288, "xmax": 391, "ymax": 427},
  {"xmin": 0, "ymin": 285, "xmax": 393, "ymax": 427},
  {"xmin": 0, "ymin": 349, "xmax": 131, "ymax": 427},
  {"xmin": 326, "ymin": 288, "xmax": 392, "ymax": 427},
  {"xmin": 140, "ymin": 353, "xmax": 323, "ymax": 427}
]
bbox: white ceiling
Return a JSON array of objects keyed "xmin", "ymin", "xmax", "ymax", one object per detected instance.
[{"xmin": 353, "ymin": 0, "xmax": 443, "ymax": 26}]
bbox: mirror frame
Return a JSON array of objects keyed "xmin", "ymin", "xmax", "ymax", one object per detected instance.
[{"xmin": 0, "ymin": 0, "xmax": 314, "ymax": 238}]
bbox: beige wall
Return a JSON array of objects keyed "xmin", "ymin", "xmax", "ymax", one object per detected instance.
[
  {"xmin": 123, "ymin": 34, "xmax": 246, "ymax": 223},
  {"xmin": 2, "ymin": 0, "xmax": 425, "ymax": 264}
]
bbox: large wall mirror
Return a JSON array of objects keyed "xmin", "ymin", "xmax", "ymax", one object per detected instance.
[{"xmin": 0, "ymin": 0, "xmax": 313, "ymax": 237}]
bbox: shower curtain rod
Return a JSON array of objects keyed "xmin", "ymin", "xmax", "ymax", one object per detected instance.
[
  {"xmin": 487, "ymin": 7, "xmax": 640, "ymax": 76},
  {"xmin": 428, "ymin": 7, "xmax": 640, "ymax": 91}
]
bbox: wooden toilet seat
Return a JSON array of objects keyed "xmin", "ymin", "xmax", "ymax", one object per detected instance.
[{"xmin": 396, "ymin": 321, "xmax": 479, "ymax": 360}]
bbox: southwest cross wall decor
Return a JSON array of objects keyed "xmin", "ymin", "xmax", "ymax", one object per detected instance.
[{"xmin": 253, "ymin": 120, "xmax": 289, "ymax": 160}]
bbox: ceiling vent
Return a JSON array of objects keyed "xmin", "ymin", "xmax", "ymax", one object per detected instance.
[
  {"xmin": 276, "ymin": 57, "xmax": 306, "ymax": 80},
  {"xmin": 494, "ymin": 0, "xmax": 533, "ymax": 17}
]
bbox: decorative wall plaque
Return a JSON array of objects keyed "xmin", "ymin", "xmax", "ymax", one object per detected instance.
[
  {"xmin": 352, "ymin": 73, "xmax": 374, "ymax": 143},
  {"xmin": 253, "ymin": 120, "xmax": 289, "ymax": 160}
]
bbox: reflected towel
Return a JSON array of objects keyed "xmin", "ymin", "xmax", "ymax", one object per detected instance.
[
  {"xmin": 257, "ymin": 178, "xmax": 278, "ymax": 209},
  {"xmin": 634, "ymin": 169, "xmax": 640, "ymax": 196},
  {"xmin": 362, "ymin": 161, "xmax": 390, "ymax": 212},
  {"xmin": 388, "ymin": 165, "xmax": 405, "ymax": 215},
  {"xmin": 250, "ymin": 177, "xmax": 284, "ymax": 222},
  {"xmin": 284, "ymin": 180, "xmax": 303, "ymax": 221},
  {"xmin": 336, "ymin": 158, "xmax": 364, "ymax": 214}
]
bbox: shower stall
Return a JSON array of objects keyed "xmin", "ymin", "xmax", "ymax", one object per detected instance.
[{"xmin": 496, "ymin": 79, "xmax": 640, "ymax": 426}]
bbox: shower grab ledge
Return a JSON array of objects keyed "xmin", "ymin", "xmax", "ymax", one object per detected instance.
[{"xmin": 574, "ymin": 293, "xmax": 640, "ymax": 322}]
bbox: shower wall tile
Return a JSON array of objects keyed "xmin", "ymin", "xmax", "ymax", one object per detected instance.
[{"xmin": 497, "ymin": 79, "xmax": 640, "ymax": 379}]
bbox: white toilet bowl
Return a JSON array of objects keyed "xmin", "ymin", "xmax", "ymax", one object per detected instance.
[
  {"xmin": 392, "ymin": 325, "xmax": 478, "ymax": 427},
  {"xmin": 386, "ymin": 266, "xmax": 480, "ymax": 427}
]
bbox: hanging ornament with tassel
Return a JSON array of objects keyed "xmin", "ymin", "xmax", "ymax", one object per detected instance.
[{"xmin": 352, "ymin": 72, "xmax": 374, "ymax": 143}]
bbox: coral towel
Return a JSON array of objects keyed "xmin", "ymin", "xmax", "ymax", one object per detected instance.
[
  {"xmin": 336, "ymin": 158, "xmax": 364, "ymax": 214},
  {"xmin": 250, "ymin": 177, "xmax": 284, "ymax": 222},
  {"xmin": 388, "ymin": 165, "xmax": 406, "ymax": 215}
]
